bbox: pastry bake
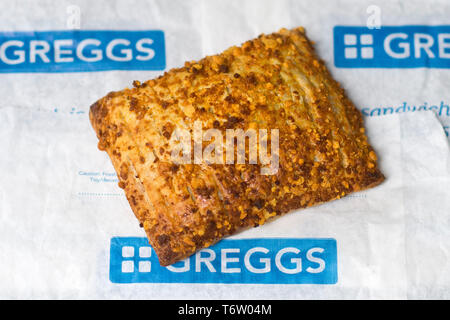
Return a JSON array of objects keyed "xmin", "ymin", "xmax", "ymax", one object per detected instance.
[{"xmin": 89, "ymin": 27, "xmax": 384, "ymax": 266}]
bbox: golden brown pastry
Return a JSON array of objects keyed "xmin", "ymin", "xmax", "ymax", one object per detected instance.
[{"xmin": 89, "ymin": 27, "xmax": 384, "ymax": 266}]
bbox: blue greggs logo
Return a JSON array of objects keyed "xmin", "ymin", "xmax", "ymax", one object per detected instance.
[
  {"xmin": 0, "ymin": 30, "xmax": 165, "ymax": 73},
  {"xmin": 334, "ymin": 25, "xmax": 450, "ymax": 68},
  {"xmin": 109, "ymin": 237, "xmax": 338, "ymax": 284}
]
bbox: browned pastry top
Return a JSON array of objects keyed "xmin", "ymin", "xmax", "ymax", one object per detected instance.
[{"xmin": 89, "ymin": 27, "xmax": 384, "ymax": 266}]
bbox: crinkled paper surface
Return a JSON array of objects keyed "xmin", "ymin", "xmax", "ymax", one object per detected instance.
[{"xmin": 0, "ymin": 0, "xmax": 449, "ymax": 299}]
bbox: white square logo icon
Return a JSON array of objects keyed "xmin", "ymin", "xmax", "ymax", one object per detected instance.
[
  {"xmin": 139, "ymin": 246, "xmax": 151, "ymax": 258},
  {"xmin": 139, "ymin": 261, "xmax": 151, "ymax": 273},
  {"xmin": 344, "ymin": 47, "xmax": 357, "ymax": 59},
  {"xmin": 122, "ymin": 246, "xmax": 134, "ymax": 258},
  {"xmin": 361, "ymin": 47, "xmax": 374, "ymax": 59},
  {"xmin": 344, "ymin": 34, "xmax": 357, "ymax": 45},
  {"xmin": 360, "ymin": 34, "xmax": 373, "ymax": 45},
  {"xmin": 342, "ymin": 32, "xmax": 374, "ymax": 60},
  {"xmin": 121, "ymin": 260, "xmax": 134, "ymax": 273}
]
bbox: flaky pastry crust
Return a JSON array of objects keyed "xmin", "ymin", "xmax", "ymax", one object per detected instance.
[{"xmin": 90, "ymin": 27, "xmax": 384, "ymax": 266}]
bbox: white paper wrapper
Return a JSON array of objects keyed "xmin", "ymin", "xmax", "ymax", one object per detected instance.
[
  {"xmin": 1, "ymin": 0, "xmax": 450, "ymax": 299},
  {"xmin": 0, "ymin": 107, "xmax": 448, "ymax": 299}
]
